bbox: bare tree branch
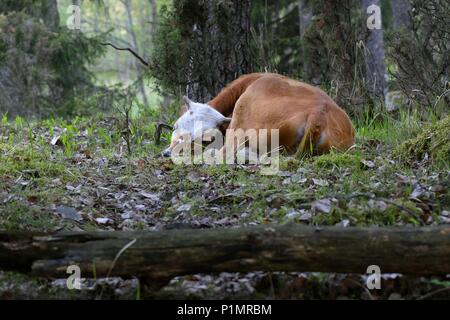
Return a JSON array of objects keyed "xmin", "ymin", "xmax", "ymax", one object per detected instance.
[{"xmin": 101, "ymin": 42, "xmax": 149, "ymax": 67}]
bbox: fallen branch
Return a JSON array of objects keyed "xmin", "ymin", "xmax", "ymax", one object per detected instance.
[{"xmin": 0, "ymin": 225, "xmax": 449, "ymax": 286}]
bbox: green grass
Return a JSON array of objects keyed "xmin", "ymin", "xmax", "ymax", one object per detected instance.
[
  {"xmin": 0, "ymin": 201, "xmax": 60, "ymax": 231},
  {"xmin": 394, "ymin": 115, "xmax": 450, "ymax": 167},
  {"xmin": 0, "ymin": 108, "xmax": 448, "ymax": 300},
  {"xmin": 0, "ymin": 108, "xmax": 448, "ymax": 231}
]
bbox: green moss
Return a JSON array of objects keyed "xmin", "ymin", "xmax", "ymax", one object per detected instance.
[
  {"xmin": 0, "ymin": 201, "xmax": 59, "ymax": 231},
  {"xmin": 393, "ymin": 115, "xmax": 450, "ymax": 166},
  {"xmin": 314, "ymin": 151, "xmax": 361, "ymax": 169},
  {"xmin": 0, "ymin": 149, "xmax": 72, "ymax": 180},
  {"xmin": 311, "ymin": 199, "xmax": 424, "ymax": 227}
]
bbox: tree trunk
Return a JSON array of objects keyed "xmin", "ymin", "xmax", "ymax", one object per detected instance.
[
  {"xmin": 183, "ymin": 0, "xmax": 253, "ymax": 102},
  {"xmin": 1, "ymin": 225, "xmax": 449, "ymax": 287},
  {"xmin": 122, "ymin": 0, "xmax": 149, "ymax": 107},
  {"xmin": 392, "ymin": 0, "xmax": 411, "ymax": 29},
  {"xmin": 297, "ymin": 0, "xmax": 313, "ymax": 81},
  {"xmin": 41, "ymin": 0, "xmax": 60, "ymax": 31},
  {"xmin": 362, "ymin": 0, "xmax": 387, "ymax": 100},
  {"xmin": 148, "ymin": 0, "xmax": 158, "ymax": 37},
  {"xmin": 144, "ymin": 0, "xmax": 158, "ymax": 62}
]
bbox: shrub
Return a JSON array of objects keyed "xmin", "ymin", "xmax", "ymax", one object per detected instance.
[
  {"xmin": 393, "ymin": 115, "xmax": 450, "ymax": 166},
  {"xmin": 385, "ymin": 0, "xmax": 449, "ymax": 111},
  {"xmin": 0, "ymin": 12, "xmax": 106, "ymax": 118}
]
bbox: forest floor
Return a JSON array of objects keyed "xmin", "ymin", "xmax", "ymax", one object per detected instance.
[{"xmin": 0, "ymin": 113, "xmax": 449, "ymax": 299}]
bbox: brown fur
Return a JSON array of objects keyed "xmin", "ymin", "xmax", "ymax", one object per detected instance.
[
  {"xmin": 184, "ymin": 73, "xmax": 355, "ymax": 155},
  {"xmin": 208, "ymin": 73, "xmax": 283, "ymax": 117}
]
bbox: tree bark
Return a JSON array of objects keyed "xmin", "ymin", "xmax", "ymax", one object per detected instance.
[
  {"xmin": 144, "ymin": 0, "xmax": 158, "ymax": 62},
  {"xmin": 362, "ymin": 0, "xmax": 387, "ymax": 100},
  {"xmin": 148, "ymin": 0, "xmax": 158, "ymax": 37},
  {"xmin": 0, "ymin": 225, "xmax": 449, "ymax": 284},
  {"xmin": 297, "ymin": 0, "xmax": 313, "ymax": 82},
  {"xmin": 122, "ymin": 0, "xmax": 149, "ymax": 107},
  {"xmin": 392, "ymin": 0, "xmax": 411, "ymax": 29},
  {"xmin": 183, "ymin": 0, "xmax": 253, "ymax": 102},
  {"xmin": 41, "ymin": 0, "xmax": 60, "ymax": 31}
]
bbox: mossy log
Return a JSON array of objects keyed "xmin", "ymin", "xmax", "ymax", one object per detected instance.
[
  {"xmin": 0, "ymin": 225, "xmax": 449, "ymax": 283},
  {"xmin": 394, "ymin": 115, "xmax": 450, "ymax": 164}
]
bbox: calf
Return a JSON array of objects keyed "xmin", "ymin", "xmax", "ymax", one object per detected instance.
[{"xmin": 163, "ymin": 73, "xmax": 355, "ymax": 158}]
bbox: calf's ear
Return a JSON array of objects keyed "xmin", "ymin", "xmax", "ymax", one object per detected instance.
[
  {"xmin": 218, "ymin": 117, "xmax": 232, "ymax": 132},
  {"xmin": 220, "ymin": 117, "xmax": 232, "ymax": 124}
]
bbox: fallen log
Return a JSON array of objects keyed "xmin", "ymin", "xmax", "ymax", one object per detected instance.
[{"xmin": 0, "ymin": 225, "xmax": 449, "ymax": 284}]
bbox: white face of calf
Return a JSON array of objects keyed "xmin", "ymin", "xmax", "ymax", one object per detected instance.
[{"xmin": 162, "ymin": 96, "xmax": 231, "ymax": 157}]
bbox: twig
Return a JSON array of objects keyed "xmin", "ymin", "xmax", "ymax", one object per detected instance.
[
  {"xmin": 101, "ymin": 42, "xmax": 149, "ymax": 67},
  {"xmin": 106, "ymin": 238, "xmax": 137, "ymax": 278},
  {"xmin": 347, "ymin": 278, "xmax": 375, "ymax": 300},
  {"xmin": 416, "ymin": 286, "xmax": 450, "ymax": 300},
  {"xmin": 98, "ymin": 238, "xmax": 137, "ymax": 299}
]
